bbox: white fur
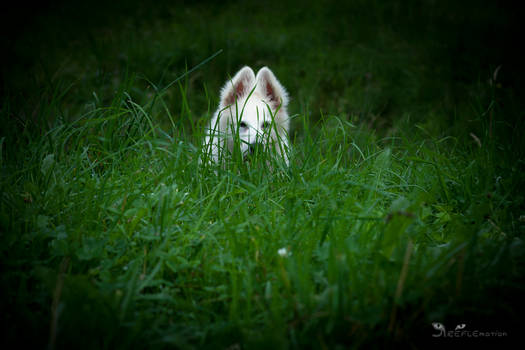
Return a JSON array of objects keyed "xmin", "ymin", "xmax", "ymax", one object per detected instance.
[{"xmin": 203, "ymin": 66, "xmax": 290, "ymax": 164}]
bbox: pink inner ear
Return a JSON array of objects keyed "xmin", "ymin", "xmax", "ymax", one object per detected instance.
[
  {"xmin": 236, "ymin": 81, "xmax": 245, "ymax": 100},
  {"xmin": 265, "ymin": 82, "xmax": 280, "ymax": 108},
  {"xmin": 225, "ymin": 81, "xmax": 245, "ymax": 106}
]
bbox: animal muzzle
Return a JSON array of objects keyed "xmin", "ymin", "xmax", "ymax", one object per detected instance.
[{"xmin": 248, "ymin": 142, "xmax": 265, "ymax": 156}]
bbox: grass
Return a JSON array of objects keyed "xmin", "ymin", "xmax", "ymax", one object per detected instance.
[{"xmin": 1, "ymin": 0, "xmax": 524, "ymax": 348}]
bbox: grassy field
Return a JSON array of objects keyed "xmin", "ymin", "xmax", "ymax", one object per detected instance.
[{"xmin": 1, "ymin": 0, "xmax": 524, "ymax": 348}]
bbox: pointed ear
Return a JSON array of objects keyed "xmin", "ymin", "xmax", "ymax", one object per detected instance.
[
  {"xmin": 256, "ymin": 67, "xmax": 288, "ymax": 110},
  {"xmin": 220, "ymin": 66, "xmax": 256, "ymax": 107}
]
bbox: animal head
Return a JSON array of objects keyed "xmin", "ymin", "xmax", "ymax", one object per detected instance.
[{"xmin": 213, "ymin": 66, "xmax": 289, "ymax": 159}]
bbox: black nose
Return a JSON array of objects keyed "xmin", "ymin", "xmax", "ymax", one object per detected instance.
[{"xmin": 248, "ymin": 142, "xmax": 264, "ymax": 155}]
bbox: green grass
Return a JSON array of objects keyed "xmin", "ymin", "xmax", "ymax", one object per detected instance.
[{"xmin": 1, "ymin": 0, "xmax": 524, "ymax": 348}]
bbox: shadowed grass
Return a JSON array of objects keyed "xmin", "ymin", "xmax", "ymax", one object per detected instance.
[{"xmin": 2, "ymin": 69, "xmax": 523, "ymax": 347}]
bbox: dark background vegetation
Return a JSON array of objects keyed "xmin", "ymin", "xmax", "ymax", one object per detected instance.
[
  {"xmin": 1, "ymin": 0, "xmax": 524, "ymax": 348},
  {"xmin": 2, "ymin": 0, "xmax": 523, "ymax": 130}
]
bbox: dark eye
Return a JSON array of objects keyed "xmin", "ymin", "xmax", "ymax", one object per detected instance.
[
  {"xmin": 261, "ymin": 121, "xmax": 271, "ymax": 129},
  {"xmin": 239, "ymin": 121, "xmax": 248, "ymax": 128}
]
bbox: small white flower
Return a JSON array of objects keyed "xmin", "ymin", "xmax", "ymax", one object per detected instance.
[{"xmin": 278, "ymin": 247, "xmax": 289, "ymax": 257}]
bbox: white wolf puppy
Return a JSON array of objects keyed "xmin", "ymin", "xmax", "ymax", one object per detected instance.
[{"xmin": 203, "ymin": 66, "xmax": 290, "ymax": 164}]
